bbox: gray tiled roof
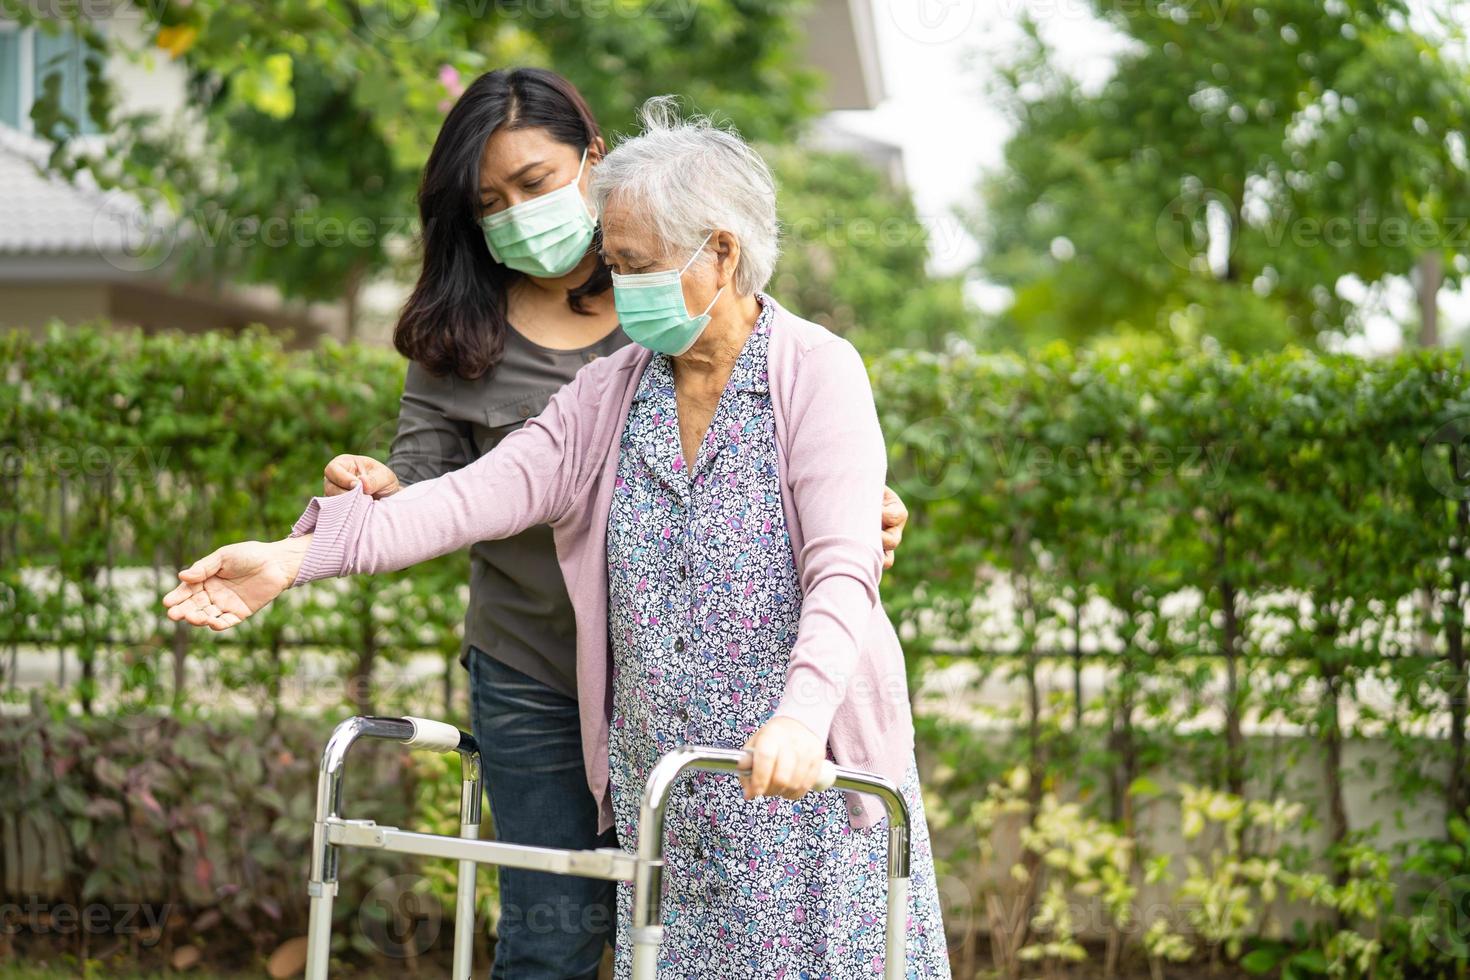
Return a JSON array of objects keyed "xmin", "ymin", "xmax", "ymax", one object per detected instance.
[{"xmin": 0, "ymin": 125, "xmax": 155, "ymax": 257}]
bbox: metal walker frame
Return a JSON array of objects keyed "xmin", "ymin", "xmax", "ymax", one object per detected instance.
[{"xmin": 303, "ymin": 715, "xmax": 912, "ymax": 979}]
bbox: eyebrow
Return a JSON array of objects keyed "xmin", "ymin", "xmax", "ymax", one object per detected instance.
[
  {"xmin": 479, "ymin": 160, "xmax": 551, "ymax": 195},
  {"xmin": 600, "ymin": 249, "xmax": 651, "ymax": 264}
]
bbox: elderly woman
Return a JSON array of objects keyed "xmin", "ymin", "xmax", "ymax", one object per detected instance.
[{"xmin": 164, "ymin": 102, "xmax": 951, "ymax": 978}]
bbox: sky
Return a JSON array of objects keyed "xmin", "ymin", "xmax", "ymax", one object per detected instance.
[{"xmin": 837, "ymin": 0, "xmax": 1468, "ymax": 350}]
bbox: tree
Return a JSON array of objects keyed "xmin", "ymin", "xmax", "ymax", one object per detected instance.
[
  {"xmin": 767, "ymin": 147, "xmax": 973, "ymax": 351},
  {"xmin": 973, "ymin": 0, "xmax": 1470, "ymax": 352}
]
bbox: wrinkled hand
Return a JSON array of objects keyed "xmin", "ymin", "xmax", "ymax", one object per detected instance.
[
  {"xmin": 324, "ymin": 454, "xmax": 401, "ymax": 498},
  {"xmin": 881, "ymin": 485, "xmax": 908, "ymax": 570},
  {"xmin": 162, "ymin": 539, "xmax": 304, "ymax": 631},
  {"xmin": 740, "ymin": 716, "xmax": 827, "ymax": 801}
]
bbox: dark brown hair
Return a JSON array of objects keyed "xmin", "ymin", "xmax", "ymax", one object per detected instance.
[{"xmin": 394, "ymin": 67, "xmax": 609, "ymax": 379}]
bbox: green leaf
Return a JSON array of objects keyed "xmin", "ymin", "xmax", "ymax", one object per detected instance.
[
  {"xmin": 1290, "ymin": 948, "xmax": 1329, "ymax": 973},
  {"xmin": 1240, "ymin": 948, "xmax": 1283, "ymax": 974},
  {"xmin": 233, "ymin": 53, "xmax": 295, "ymax": 119},
  {"xmin": 1127, "ymin": 776, "xmax": 1163, "ymax": 799},
  {"xmin": 69, "ymin": 817, "xmax": 92, "ymax": 849}
]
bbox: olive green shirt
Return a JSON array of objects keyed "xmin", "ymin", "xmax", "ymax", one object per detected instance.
[{"xmin": 387, "ymin": 323, "xmax": 630, "ymax": 697}]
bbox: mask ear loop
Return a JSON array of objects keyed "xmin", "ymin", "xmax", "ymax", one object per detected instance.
[
  {"xmin": 699, "ymin": 284, "xmax": 726, "ymax": 317},
  {"xmin": 574, "ymin": 145, "xmax": 598, "ymax": 224},
  {"xmin": 679, "ymin": 231, "xmax": 723, "ymax": 317},
  {"xmin": 678, "ymin": 230, "xmax": 716, "ymax": 276}
]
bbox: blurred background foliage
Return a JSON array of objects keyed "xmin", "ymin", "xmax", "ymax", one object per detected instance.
[
  {"xmin": 16, "ymin": 0, "xmax": 1468, "ymax": 353},
  {"xmin": 768, "ymin": 146, "xmax": 970, "ymax": 352}
]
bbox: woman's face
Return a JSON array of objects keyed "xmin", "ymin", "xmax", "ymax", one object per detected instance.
[
  {"xmin": 476, "ymin": 126, "xmax": 592, "ymax": 218},
  {"xmin": 600, "ymin": 197, "xmax": 727, "ymax": 316}
]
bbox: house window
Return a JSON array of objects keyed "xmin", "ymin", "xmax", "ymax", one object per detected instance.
[
  {"xmin": 0, "ymin": 30, "xmax": 19, "ymax": 128},
  {"xmin": 0, "ymin": 24, "xmax": 101, "ymax": 135}
]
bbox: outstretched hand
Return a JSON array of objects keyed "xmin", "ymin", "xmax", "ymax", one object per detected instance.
[{"xmin": 162, "ymin": 539, "xmax": 305, "ymax": 631}]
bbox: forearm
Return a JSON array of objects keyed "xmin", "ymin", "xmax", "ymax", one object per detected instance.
[
  {"xmin": 772, "ymin": 551, "xmax": 881, "ymax": 740},
  {"xmin": 771, "ymin": 339, "xmax": 889, "ymax": 742},
  {"xmin": 288, "ymin": 398, "xmax": 581, "ymax": 586},
  {"xmin": 287, "ymin": 473, "xmax": 516, "ymax": 586},
  {"xmin": 276, "ymin": 533, "xmax": 313, "ymax": 586}
]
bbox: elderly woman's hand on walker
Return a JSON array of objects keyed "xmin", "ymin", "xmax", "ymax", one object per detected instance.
[{"xmin": 740, "ymin": 716, "xmax": 828, "ymax": 801}]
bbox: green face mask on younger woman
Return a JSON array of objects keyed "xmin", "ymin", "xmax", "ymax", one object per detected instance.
[{"xmin": 480, "ymin": 147, "xmax": 597, "ymax": 278}]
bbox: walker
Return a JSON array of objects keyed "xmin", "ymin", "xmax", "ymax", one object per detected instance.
[{"xmin": 302, "ymin": 715, "xmax": 912, "ymax": 979}]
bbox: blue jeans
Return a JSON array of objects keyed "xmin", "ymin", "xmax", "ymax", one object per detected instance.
[{"xmin": 468, "ymin": 649, "xmax": 616, "ymax": 980}]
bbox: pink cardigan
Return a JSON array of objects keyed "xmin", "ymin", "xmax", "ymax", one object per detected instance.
[{"xmin": 288, "ymin": 296, "xmax": 915, "ymax": 832}]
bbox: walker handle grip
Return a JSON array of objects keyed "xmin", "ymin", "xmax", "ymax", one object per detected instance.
[
  {"xmin": 403, "ymin": 716, "xmax": 466, "ymax": 753},
  {"xmin": 736, "ymin": 752, "xmax": 839, "ymax": 795}
]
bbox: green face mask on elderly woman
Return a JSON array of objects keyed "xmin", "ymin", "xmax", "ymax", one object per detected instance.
[{"xmin": 610, "ymin": 231, "xmax": 725, "ymax": 356}]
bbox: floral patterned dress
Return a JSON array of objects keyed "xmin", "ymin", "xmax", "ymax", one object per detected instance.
[{"xmin": 605, "ymin": 295, "xmax": 951, "ymax": 978}]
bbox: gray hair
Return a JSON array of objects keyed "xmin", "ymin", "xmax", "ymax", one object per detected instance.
[{"xmin": 590, "ymin": 97, "xmax": 779, "ymax": 295}]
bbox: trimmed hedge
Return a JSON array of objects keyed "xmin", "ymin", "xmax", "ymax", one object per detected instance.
[
  {"xmin": 4, "ymin": 322, "xmax": 1470, "ymax": 976},
  {"xmin": 872, "ymin": 340, "xmax": 1470, "ymax": 976},
  {"xmin": 0, "ymin": 323, "xmax": 469, "ymax": 720}
]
